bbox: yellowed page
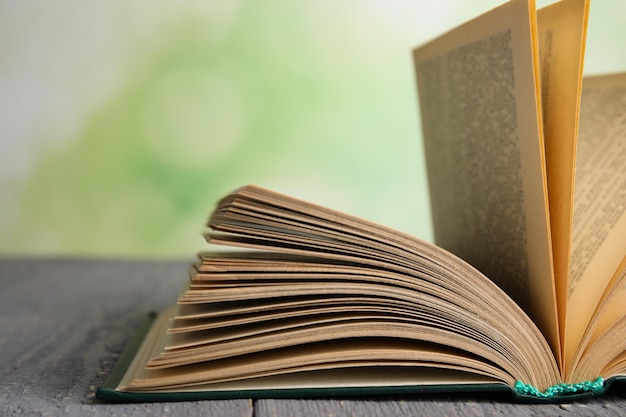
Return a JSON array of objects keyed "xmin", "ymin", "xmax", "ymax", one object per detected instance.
[
  {"xmin": 200, "ymin": 184, "xmax": 560, "ymax": 389},
  {"xmin": 123, "ymin": 310, "xmax": 513, "ymax": 391},
  {"xmin": 587, "ymin": 257, "xmax": 626, "ymax": 344},
  {"xmin": 603, "ymin": 351, "xmax": 626, "ymax": 378},
  {"xmin": 565, "ymin": 72, "xmax": 626, "ymax": 370},
  {"xmin": 566, "ymin": 255, "xmax": 626, "ymax": 381},
  {"xmin": 413, "ymin": 0, "xmax": 558, "ymax": 356},
  {"xmin": 536, "ymin": 0, "xmax": 589, "ymax": 366}
]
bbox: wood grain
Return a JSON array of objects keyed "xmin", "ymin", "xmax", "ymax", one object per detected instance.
[
  {"xmin": 256, "ymin": 394, "xmax": 626, "ymax": 417},
  {"xmin": 0, "ymin": 259, "xmax": 252, "ymax": 417},
  {"xmin": 1, "ymin": 258, "xmax": 625, "ymax": 416}
]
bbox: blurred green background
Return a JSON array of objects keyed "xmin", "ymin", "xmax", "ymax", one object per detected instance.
[{"xmin": 1, "ymin": 0, "xmax": 625, "ymax": 258}]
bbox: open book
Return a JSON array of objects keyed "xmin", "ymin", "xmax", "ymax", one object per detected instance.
[{"xmin": 97, "ymin": 0, "xmax": 626, "ymax": 402}]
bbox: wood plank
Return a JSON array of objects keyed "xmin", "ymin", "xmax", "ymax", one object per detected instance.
[
  {"xmin": 256, "ymin": 393, "xmax": 626, "ymax": 417},
  {"xmin": 0, "ymin": 259, "xmax": 252, "ymax": 417}
]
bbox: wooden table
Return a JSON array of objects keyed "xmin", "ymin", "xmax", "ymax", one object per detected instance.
[{"xmin": 2, "ymin": 258, "xmax": 626, "ymax": 416}]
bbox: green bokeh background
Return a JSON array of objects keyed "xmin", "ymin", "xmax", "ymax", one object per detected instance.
[{"xmin": 2, "ymin": 0, "xmax": 625, "ymax": 257}]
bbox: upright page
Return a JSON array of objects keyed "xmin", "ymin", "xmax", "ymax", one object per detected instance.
[
  {"xmin": 413, "ymin": 0, "xmax": 558, "ymax": 355},
  {"xmin": 536, "ymin": 0, "xmax": 589, "ymax": 359},
  {"xmin": 565, "ymin": 72, "xmax": 626, "ymax": 370}
]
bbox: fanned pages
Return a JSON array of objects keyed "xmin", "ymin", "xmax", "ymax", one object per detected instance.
[
  {"xmin": 97, "ymin": 0, "xmax": 626, "ymax": 403},
  {"xmin": 119, "ymin": 185, "xmax": 559, "ymax": 393}
]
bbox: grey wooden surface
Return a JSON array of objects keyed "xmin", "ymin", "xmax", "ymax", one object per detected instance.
[{"xmin": 1, "ymin": 259, "xmax": 626, "ymax": 416}]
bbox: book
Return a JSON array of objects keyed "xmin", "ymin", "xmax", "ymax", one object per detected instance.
[{"xmin": 97, "ymin": 0, "xmax": 626, "ymax": 402}]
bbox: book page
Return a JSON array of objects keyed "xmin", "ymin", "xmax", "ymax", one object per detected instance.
[
  {"xmin": 564, "ymin": 73, "xmax": 626, "ymax": 369},
  {"xmin": 565, "ymin": 255, "xmax": 626, "ymax": 381},
  {"xmin": 536, "ymin": 0, "xmax": 589, "ymax": 363},
  {"xmin": 584, "ymin": 256, "xmax": 626, "ymax": 350},
  {"xmin": 197, "ymin": 185, "xmax": 560, "ymax": 389},
  {"xmin": 120, "ymin": 307, "xmax": 512, "ymax": 391},
  {"xmin": 413, "ymin": 0, "xmax": 558, "ymax": 355}
]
